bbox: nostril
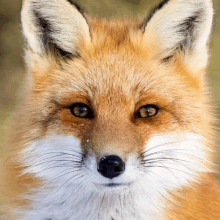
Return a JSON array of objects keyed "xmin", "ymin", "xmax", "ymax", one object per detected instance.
[
  {"xmin": 98, "ymin": 164, "xmax": 107, "ymax": 174},
  {"xmin": 97, "ymin": 155, "xmax": 125, "ymax": 179},
  {"xmin": 114, "ymin": 166, "xmax": 121, "ymax": 173}
]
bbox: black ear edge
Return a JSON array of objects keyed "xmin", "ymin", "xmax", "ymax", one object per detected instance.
[
  {"xmin": 67, "ymin": 0, "xmax": 90, "ymax": 33},
  {"xmin": 140, "ymin": 0, "xmax": 170, "ymax": 32},
  {"xmin": 32, "ymin": 10, "xmax": 81, "ymax": 61},
  {"xmin": 66, "ymin": 0, "xmax": 85, "ymax": 14},
  {"xmin": 67, "ymin": 1, "xmax": 91, "ymax": 37}
]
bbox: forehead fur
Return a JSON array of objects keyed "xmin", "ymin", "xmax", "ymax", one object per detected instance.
[{"xmin": 32, "ymin": 17, "xmax": 203, "ymax": 98}]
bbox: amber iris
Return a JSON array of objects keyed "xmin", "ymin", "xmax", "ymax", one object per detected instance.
[
  {"xmin": 70, "ymin": 103, "xmax": 93, "ymax": 118},
  {"xmin": 137, "ymin": 105, "xmax": 158, "ymax": 118}
]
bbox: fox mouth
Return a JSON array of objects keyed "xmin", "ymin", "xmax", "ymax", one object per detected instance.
[
  {"xmin": 103, "ymin": 183, "xmax": 125, "ymax": 187},
  {"xmin": 96, "ymin": 182, "xmax": 132, "ymax": 189}
]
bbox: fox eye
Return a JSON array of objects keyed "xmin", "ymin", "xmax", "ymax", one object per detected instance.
[
  {"xmin": 137, "ymin": 105, "xmax": 159, "ymax": 118},
  {"xmin": 70, "ymin": 103, "xmax": 93, "ymax": 119}
]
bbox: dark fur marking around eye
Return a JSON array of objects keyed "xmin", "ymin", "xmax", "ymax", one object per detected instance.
[
  {"xmin": 33, "ymin": 10, "xmax": 80, "ymax": 61},
  {"xmin": 140, "ymin": 0, "xmax": 170, "ymax": 32}
]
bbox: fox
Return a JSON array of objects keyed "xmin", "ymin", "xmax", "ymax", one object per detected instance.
[{"xmin": 0, "ymin": 0, "xmax": 220, "ymax": 219}]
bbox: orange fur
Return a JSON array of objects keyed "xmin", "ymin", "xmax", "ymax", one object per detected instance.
[{"xmin": 0, "ymin": 0, "xmax": 219, "ymax": 219}]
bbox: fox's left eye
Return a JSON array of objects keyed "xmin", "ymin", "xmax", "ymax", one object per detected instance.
[
  {"xmin": 137, "ymin": 105, "xmax": 159, "ymax": 118},
  {"xmin": 70, "ymin": 103, "xmax": 94, "ymax": 119}
]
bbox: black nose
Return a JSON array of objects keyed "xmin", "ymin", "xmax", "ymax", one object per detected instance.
[{"xmin": 97, "ymin": 155, "xmax": 125, "ymax": 179}]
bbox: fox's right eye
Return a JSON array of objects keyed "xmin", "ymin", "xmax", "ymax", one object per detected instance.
[{"xmin": 70, "ymin": 103, "xmax": 94, "ymax": 119}]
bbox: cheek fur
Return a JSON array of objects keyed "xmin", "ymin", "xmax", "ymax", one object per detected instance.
[
  {"xmin": 140, "ymin": 132, "xmax": 211, "ymax": 190},
  {"xmin": 21, "ymin": 135, "xmax": 85, "ymax": 183},
  {"xmin": 22, "ymin": 132, "xmax": 210, "ymax": 192}
]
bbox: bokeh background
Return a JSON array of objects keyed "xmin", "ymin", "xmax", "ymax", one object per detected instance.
[{"xmin": 0, "ymin": 0, "xmax": 219, "ymax": 179}]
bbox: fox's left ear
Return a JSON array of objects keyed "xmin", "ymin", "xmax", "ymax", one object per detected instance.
[{"xmin": 142, "ymin": 0, "xmax": 213, "ymax": 72}]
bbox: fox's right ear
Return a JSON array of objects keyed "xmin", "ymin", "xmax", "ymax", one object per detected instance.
[{"xmin": 21, "ymin": 0, "xmax": 91, "ymax": 62}]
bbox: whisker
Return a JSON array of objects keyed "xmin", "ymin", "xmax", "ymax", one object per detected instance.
[
  {"xmin": 32, "ymin": 152, "xmax": 83, "ymax": 161},
  {"xmin": 34, "ymin": 163, "xmax": 85, "ymax": 174},
  {"xmin": 139, "ymin": 139, "xmax": 200, "ymax": 158},
  {"xmin": 37, "ymin": 151, "xmax": 83, "ymax": 158},
  {"xmin": 55, "ymin": 173, "xmax": 85, "ymax": 193},
  {"xmin": 159, "ymin": 161, "xmax": 180, "ymax": 183},
  {"xmin": 142, "ymin": 165, "xmax": 193, "ymax": 175},
  {"xmin": 51, "ymin": 169, "xmax": 83, "ymax": 182},
  {"xmin": 71, "ymin": 176, "xmax": 89, "ymax": 193},
  {"xmin": 142, "ymin": 149, "xmax": 201, "ymax": 161},
  {"xmin": 141, "ymin": 157, "xmax": 201, "ymax": 166},
  {"xmin": 22, "ymin": 147, "xmax": 84, "ymax": 159},
  {"xmin": 39, "ymin": 169, "xmax": 83, "ymax": 189},
  {"xmin": 142, "ymin": 158, "xmax": 199, "ymax": 176},
  {"xmin": 31, "ymin": 159, "xmax": 83, "ymax": 168},
  {"xmin": 43, "ymin": 147, "xmax": 84, "ymax": 154}
]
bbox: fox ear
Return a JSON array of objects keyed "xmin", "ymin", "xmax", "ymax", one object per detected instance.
[
  {"xmin": 21, "ymin": 0, "xmax": 91, "ymax": 60},
  {"xmin": 142, "ymin": 0, "xmax": 213, "ymax": 71}
]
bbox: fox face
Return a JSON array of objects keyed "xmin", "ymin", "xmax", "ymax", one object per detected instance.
[{"xmin": 4, "ymin": 0, "xmax": 216, "ymax": 219}]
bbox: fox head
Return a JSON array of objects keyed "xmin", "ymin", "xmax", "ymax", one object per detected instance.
[{"xmin": 16, "ymin": 0, "xmax": 214, "ymax": 218}]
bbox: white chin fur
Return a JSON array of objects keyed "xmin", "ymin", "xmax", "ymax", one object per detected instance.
[{"xmin": 20, "ymin": 132, "xmax": 209, "ymax": 220}]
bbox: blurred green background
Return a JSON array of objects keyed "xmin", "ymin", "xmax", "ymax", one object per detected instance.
[{"xmin": 0, "ymin": 0, "xmax": 219, "ymax": 179}]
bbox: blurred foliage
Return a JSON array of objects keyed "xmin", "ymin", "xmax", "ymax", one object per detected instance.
[{"xmin": 0, "ymin": 0, "xmax": 220, "ymax": 178}]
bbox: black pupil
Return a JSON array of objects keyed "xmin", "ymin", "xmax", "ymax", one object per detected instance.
[
  {"xmin": 73, "ymin": 105, "xmax": 89, "ymax": 118},
  {"xmin": 78, "ymin": 106, "xmax": 87, "ymax": 113},
  {"xmin": 139, "ymin": 106, "xmax": 157, "ymax": 118},
  {"xmin": 146, "ymin": 108, "xmax": 152, "ymax": 114}
]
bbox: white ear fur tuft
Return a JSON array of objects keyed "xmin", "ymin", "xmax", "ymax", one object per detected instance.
[
  {"xmin": 21, "ymin": 0, "xmax": 91, "ymax": 59},
  {"xmin": 143, "ymin": 0, "xmax": 213, "ymax": 70}
]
